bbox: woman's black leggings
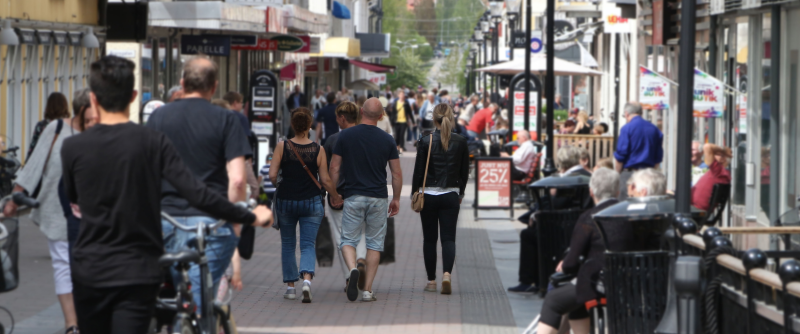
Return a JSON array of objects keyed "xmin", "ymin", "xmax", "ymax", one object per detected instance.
[
  {"xmin": 540, "ymin": 283, "xmax": 590, "ymax": 328},
  {"xmin": 419, "ymin": 192, "xmax": 460, "ymax": 281}
]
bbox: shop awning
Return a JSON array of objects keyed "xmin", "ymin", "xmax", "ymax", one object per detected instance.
[
  {"xmin": 349, "ymin": 59, "xmax": 395, "ymax": 74},
  {"xmin": 332, "ymin": 1, "xmax": 352, "ymax": 19},
  {"xmin": 309, "ymin": 37, "xmax": 360, "ymax": 58},
  {"xmin": 148, "ymin": 1, "xmax": 266, "ymax": 33}
]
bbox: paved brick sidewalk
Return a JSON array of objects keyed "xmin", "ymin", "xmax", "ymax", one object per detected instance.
[{"xmin": 231, "ymin": 145, "xmax": 518, "ymax": 334}]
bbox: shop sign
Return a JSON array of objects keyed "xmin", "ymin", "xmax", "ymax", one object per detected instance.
[
  {"xmin": 512, "ymin": 91, "xmax": 537, "ymax": 136},
  {"xmin": 367, "ymin": 72, "xmax": 386, "ymax": 86},
  {"xmin": 296, "ymin": 35, "xmax": 311, "ymax": 53},
  {"xmin": 181, "ymin": 35, "xmax": 231, "ymax": 56},
  {"xmin": 475, "ymin": 159, "xmax": 512, "ymax": 208},
  {"xmin": 271, "ymin": 34, "xmax": 304, "ymax": 52},
  {"xmin": 231, "ymin": 35, "xmax": 258, "ymax": 48},
  {"xmin": 603, "ymin": 5, "xmax": 634, "ymax": 34},
  {"xmin": 249, "ymin": 70, "xmax": 278, "ymax": 123},
  {"xmin": 511, "ymin": 31, "xmax": 527, "ymax": 49},
  {"xmin": 305, "ymin": 58, "xmax": 331, "ymax": 73},
  {"xmin": 232, "ymin": 38, "xmax": 278, "ymax": 51},
  {"xmin": 108, "ymin": 49, "xmax": 136, "ymax": 59},
  {"xmin": 693, "ymin": 68, "xmax": 724, "ymax": 118},
  {"xmin": 738, "ymin": 94, "xmax": 747, "ymax": 134},
  {"xmin": 639, "ymin": 66, "xmax": 670, "ymax": 110}
]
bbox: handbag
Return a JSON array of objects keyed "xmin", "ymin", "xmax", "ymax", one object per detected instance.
[
  {"xmin": 31, "ymin": 119, "xmax": 63, "ymax": 199},
  {"xmin": 411, "ymin": 134, "xmax": 433, "ymax": 211}
]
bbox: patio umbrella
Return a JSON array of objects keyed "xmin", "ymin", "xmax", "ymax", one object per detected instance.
[
  {"xmin": 475, "ymin": 54, "xmax": 602, "ymax": 76},
  {"xmin": 347, "ymin": 79, "xmax": 380, "ymax": 91}
]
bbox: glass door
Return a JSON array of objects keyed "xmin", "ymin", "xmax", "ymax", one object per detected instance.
[{"xmin": 781, "ymin": 8, "xmax": 800, "ymax": 214}]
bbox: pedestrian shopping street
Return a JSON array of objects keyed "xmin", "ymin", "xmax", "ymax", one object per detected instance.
[{"xmin": 0, "ymin": 145, "xmax": 543, "ymax": 334}]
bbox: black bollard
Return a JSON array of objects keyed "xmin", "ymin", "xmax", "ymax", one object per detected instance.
[
  {"xmin": 742, "ymin": 248, "xmax": 768, "ymax": 334},
  {"xmin": 656, "ymin": 213, "xmax": 697, "ymax": 334},
  {"xmin": 674, "ymin": 256, "xmax": 702, "ymax": 334}
]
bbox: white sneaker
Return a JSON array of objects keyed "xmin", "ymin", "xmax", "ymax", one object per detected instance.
[
  {"xmin": 362, "ymin": 290, "xmax": 377, "ymax": 302},
  {"xmin": 302, "ymin": 281, "xmax": 312, "ymax": 303},
  {"xmin": 284, "ymin": 287, "xmax": 296, "ymax": 300}
]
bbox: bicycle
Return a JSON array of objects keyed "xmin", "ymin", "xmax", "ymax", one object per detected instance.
[
  {"xmin": 0, "ymin": 147, "xmax": 21, "ymax": 198},
  {"xmin": 0, "ymin": 192, "xmax": 40, "ymax": 334},
  {"xmin": 151, "ymin": 201, "xmax": 253, "ymax": 334}
]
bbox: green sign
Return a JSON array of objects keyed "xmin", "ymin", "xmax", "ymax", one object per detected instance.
[{"xmin": 270, "ymin": 35, "xmax": 304, "ymax": 52}]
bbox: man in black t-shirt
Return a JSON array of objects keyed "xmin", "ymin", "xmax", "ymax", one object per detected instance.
[
  {"xmin": 61, "ymin": 56, "xmax": 272, "ymax": 334},
  {"xmin": 330, "ymin": 98, "xmax": 402, "ymax": 302},
  {"xmin": 146, "ymin": 57, "xmax": 253, "ymax": 316},
  {"xmin": 315, "ymin": 92, "xmax": 339, "ymax": 145}
]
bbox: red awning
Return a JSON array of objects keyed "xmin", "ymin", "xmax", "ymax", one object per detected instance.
[
  {"xmin": 349, "ymin": 60, "xmax": 396, "ymax": 74},
  {"xmin": 280, "ymin": 63, "xmax": 297, "ymax": 81}
]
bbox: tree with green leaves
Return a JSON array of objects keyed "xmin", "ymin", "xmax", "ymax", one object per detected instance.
[{"xmin": 386, "ymin": 48, "xmax": 427, "ymax": 89}]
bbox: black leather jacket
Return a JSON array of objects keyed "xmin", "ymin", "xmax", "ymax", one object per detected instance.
[{"xmin": 412, "ymin": 130, "xmax": 470, "ymax": 197}]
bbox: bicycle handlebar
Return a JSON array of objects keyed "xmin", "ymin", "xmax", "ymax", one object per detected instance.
[
  {"xmin": 2, "ymin": 146, "xmax": 19, "ymax": 154},
  {"xmin": 160, "ymin": 200, "xmax": 253, "ymax": 232},
  {"xmin": 13, "ymin": 192, "xmax": 40, "ymax": 208}
]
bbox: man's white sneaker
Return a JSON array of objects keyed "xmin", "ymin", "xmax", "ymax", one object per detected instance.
[
  {"xmin": 362, "ymin": 290, "xmax": 377, "ymax": 302},
  {"xmin": 284, "ymin": 287, "xmax": 297, "ymax": 300},
  {"xmin": 302, "ymin": 281, "xmax": 313, "ymax": 303}
]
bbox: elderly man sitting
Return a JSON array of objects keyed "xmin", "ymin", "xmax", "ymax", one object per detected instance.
[
  {"xmin": 537, "ymin": 167, "xmax": 666, "ymax": 334},
  {"xmin": 508, "ymin": 146, "xmax": 591, "ymax": 293},
  {"xmin": 501, "ymin": 131, "xmax": 538, "ymax": 180}
]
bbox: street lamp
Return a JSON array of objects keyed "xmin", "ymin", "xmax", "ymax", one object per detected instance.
[
  {"xmin": 489, "ymin": 0, "xmax": 503, "ymax": 103},
  {"xmin": 505, "ymin": 0, "xmax": 520, "ymax": 61}
]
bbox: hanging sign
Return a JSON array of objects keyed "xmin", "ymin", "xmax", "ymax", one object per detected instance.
[
  {"xmin": 603, "ymin": 5, "xmax": 634, "ymax": 34},
  {"xmin": 693, "ymin": 68, "xmax": 724, "ymax": 118},
  {"xmin": 271, "ymin": 34, "xmax": 304, "ymax": 52},
  {"xmin": 512, "ymin": 31, "xmax": 527, "ymax": 48},
  {"xmin": 181, "ymin": 35, "xmax": 231, "ymax": 56},
  {"xmin": 639, "ymin": 66, "xmax": 670, "ymax": 110}
]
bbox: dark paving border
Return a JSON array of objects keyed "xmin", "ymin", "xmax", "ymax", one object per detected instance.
[{"xmin": 456, "ymin": 215, "xmax": 518, "ymax": 334}]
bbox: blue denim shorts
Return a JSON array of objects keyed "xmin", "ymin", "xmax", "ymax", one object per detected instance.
[{"xmin": 340, "ymin": 195, "xmax": 389, "ymax": 252}]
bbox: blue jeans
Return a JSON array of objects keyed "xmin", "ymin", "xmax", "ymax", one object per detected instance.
[
  {"xmin": 275, "ymin": 197, "xmax": 325, "ymax": 283},
  {"xmin": 341, "ymin": 195, "xmax": 389, "ymax": 252},
  {"xmin": 162, "ymin": 216, "xmax": 239, "ymax": 314}
]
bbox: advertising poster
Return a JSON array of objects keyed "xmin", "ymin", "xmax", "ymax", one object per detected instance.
[
  {"xmin": 476, "ymin": 160, "xmax": 512, "ymax": 208},
  {"xmin": 512, "ymin": 91, "xmax": 538, "ymax": 136},
  {"xmin": 639, "ymin": 66, "xmax": 670, "ymax": 110},
  {"xmin": 693, "ymin": 68, "xmax": 725, "ymax": 118}
]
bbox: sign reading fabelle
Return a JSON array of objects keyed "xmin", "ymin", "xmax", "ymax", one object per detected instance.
[
  {"xmin": 602, "ymin": 5, "xmax": 634, "ymax": 34},
  {"xmin": 181, "ymin": 35, "xmax": 231, "ymax": 56}
]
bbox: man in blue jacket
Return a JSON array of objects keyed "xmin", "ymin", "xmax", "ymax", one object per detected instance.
[{"xmin": 614, "ymin": 102, "xmax": 663, "ymax": 199}]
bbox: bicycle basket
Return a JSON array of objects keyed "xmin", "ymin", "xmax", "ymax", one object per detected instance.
[{"xmin": 0, "ymin": 218, "xmax": 19, "ymax": 292}]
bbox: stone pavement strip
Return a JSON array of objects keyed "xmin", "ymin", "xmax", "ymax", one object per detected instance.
[{"xmin": 232, "ymin": 146, "xmax": 518, "ymax": 334}]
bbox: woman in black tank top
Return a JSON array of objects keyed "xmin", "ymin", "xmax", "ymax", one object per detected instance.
[{"xmin": 269, "ymin": 107, "xmax": 343, "ymax": 303}]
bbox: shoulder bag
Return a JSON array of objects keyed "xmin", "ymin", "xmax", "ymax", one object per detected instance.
[
  {"xmin": 31, "ymin": 119, "xmax": 64, "ymax": 199},
  {"xmin": 411, "ymin": 134, "xmax": 433, "ymax": 211}
]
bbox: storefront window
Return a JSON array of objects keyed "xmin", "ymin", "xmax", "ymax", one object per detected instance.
[
  {"xmin": 760, "ymin": 13, "xmax": 772, "ymax": 218},
  {"xmin": 782, "ymin": 8, "xmax": 800, "ymax": 213},
  {"xmin": 141, "ymin": 39, "xmax": 153, "ymax": 104}
]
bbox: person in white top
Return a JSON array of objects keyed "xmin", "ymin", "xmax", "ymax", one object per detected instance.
[
  {"xmin": 501, "ymin": 130, "xmax": 538, "ymax": 181},
  {"xmin": 459, "ymin": 96, "xmax": 479, "ymax": 125},
  {"xmin": 311, "ymin": 89, "xmax": 325, "ymax": 110}
]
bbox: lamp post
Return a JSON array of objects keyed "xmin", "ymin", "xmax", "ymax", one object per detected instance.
[
  {"xmin": 505, "ymin": 0, "xmax": 520, "ymax": 61},
  {"xmin": 522, "ymin": 0, "xmax": 532, "ymax": 134},
  {"xmin": 541, "ymin": 0, "xmax": 557, "ymax": 176},
  {"xmin": 490, "ymin": 3, "xmax": 502, "ymax": 103},
  {"xmin": 481, "ymin": 15, "xmax": 490, "ymax": 99}
]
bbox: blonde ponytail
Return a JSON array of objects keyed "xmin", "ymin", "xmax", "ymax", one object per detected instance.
[{"xmin": 432, "ymin": 104, "xmax": 455, "ymax": 149}]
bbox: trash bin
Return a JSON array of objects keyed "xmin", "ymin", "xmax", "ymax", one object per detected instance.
[
  {"xmin": 529, "ymin": 175, "xmax": 592, "ymax": 294},
  {"xmin": 593, "ymin": 195, "xmax": 705, "ymax": 334}
]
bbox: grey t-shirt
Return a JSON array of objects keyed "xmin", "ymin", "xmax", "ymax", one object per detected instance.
[{"xmin": 17, "ymin": 119, "xmax": 76, "ymax": 241}]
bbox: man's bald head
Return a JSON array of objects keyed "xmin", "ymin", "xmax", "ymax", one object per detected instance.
[
  {"xmin": 517, "ymin": 130, "xmax": 530, "ymax": 142},
  {"xmin": 362, "ymin": 98, "xmax": 384, "ymax": 121},
  {"xmin": 182, "ymin": 57, "xmax": 218, "ymax": 95}
]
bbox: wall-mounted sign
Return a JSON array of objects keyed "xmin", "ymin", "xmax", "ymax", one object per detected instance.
[
  {"xmin": 693, "ymin": 68, "xmax": 724, "ymax": 118},
  {"xmin": 232, "ymin": 38, "xmax": 277, "ymax": 51},
  {"xmin": 530, "ymin": 37, "xmax": 543, "ymax": 53},
  {"xmin": 231, "ymin": 35, "xmax": 258, "ymax": 48},
  {"xmin": 181, "ymin": 35, "xmax": 231, "ymax": 56},
  {"xmin": 639, "ymin": 66, "xmax": 670, "ymax": 110},
  {"xmin": 511, "ymin": 31, "xmax": 527, "ymax": 49},
  {"xmin": 271, "ymin": 34, "xmax": 304, "ymax": 52},
  {"xmin": 602, "ymin": 5, "xmax": 635, "ymax": 34}
]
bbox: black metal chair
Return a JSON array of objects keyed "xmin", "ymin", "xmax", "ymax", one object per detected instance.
[{"xmin": 701, "ymin": 183, "xmax": 731, "ymax": 227}]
